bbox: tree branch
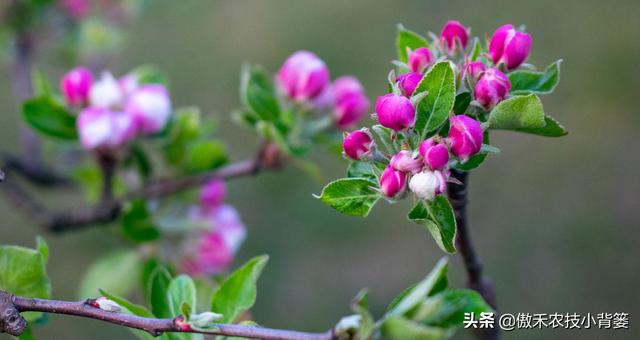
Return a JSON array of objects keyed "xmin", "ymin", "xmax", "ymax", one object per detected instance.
[
  {"xmin": 448, "ymin": 169, "xmax": 499, "ymax": 340},
  {"xmin": 0, "ymin": 291, "xmax": 334, "ymax": 340}
]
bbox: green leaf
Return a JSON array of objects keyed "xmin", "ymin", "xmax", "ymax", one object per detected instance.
[
  {"xmin": 168, "ymin": 275, "xmax": 197, "ymax": 317},
  {"xmin": 316, "ymin": 178, "xmax": 380, "ymax": 217},
  {"xmin": 240, "ymin": 64, "xmax": 280, "ymax": 122},
  {"xmin": 508, "ymin": 60, "xmax": 562, "ymax": 95},
  {"xmin": 99, "ymin": 289, "xmax": 169, "ymax": 340},
  {"xmin": 211, "ymin": 255, "xmax": 269, "ymax": 323},
  {"xmin": 78, "ymin": 249, "xmax": 141, "ymax": 299},
  {"xmin": 414, "ymin": 61, "xmax": 456, "ymax": 137},
  {"xmin": 453, "ymin": 92, "xmax": 471, "ymax": 115},
  {"xmin": 381, "ymin": 316, "xmax": 447, "ymax": 340},
  {"xmin": 515, "ymin": 115, "xmax": 568, "ymax": 137},
  {"xmin": 147, "ymin": 266, "xmax": 173, "ymax": 318},
  {"xmin": 385, "ymin": 257, "xmax": 448, "ymax": 318},
  {"xmin": 128, "ymin": 144, "xmax": 153, "ymax": 180},
  {"xmin": 0, "ymin": 240, "xmax": 51, "ymax": 322},
  {"xmin": 22, "ymin": 96, "xmax": 78, "ymax": 140},
  {"xmin": 35, "ymin": 236, "xmax": 49, "ymax": 264},
  {"xmin": 184, "ymin": 140, "xmax": 228, "ymax": 173},
  {"xmin": 408, "ymin": 196, "xmax": 457, "ymax": 253},
  {"xmin": 412, "ymin": 289, "xmax": 493, "ymax": 328},
  {"xmin": 31, "ymin": 68, "xmax": 52, "ymax": 96},
  {"xmin": 396, "ymin": 24, "xmax": 429, "ymax": 63},
  {"xmin": 351, "ymin": 290, "xmax": 374, "ymax": 339},
  {"xmin": 488, "ymin": 94, "xmax": 546, "ymax": 130},
  {"xmin": 132, "ymin": 64, "xmax": 169, "ymax": 85},
  {"xmin": 346, "ymin": 162, "xmax": 376, "ymax": 180},
  {"xmin": 121, "ymin": 199, "xmax": 161, "ymax": 243}
]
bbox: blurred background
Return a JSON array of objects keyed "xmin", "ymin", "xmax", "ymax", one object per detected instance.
[{"xmin": 1, "ymin": 0, "xmax": 639, "ymax": 339}]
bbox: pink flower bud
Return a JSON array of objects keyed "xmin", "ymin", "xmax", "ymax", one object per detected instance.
[
  {"xmin": 89, "ymin": 72, "xmax": 124, "ymax": 109},
  {"xmin": 397, "ymin": 72, "xmax": 422, "ymax": 97},
  {"xmin": 440, "ymin": 20, "xmax": 469, "ymax": 54},
  {"xmin": 60, "ymin": 67, "xmax": 93, "ymax": 107},
  {"xmin": 125, "ymin": 84, "xmax": 171, "ymax": 134},
  {"xmin": 489, "ymin": 25, "xmax": 532, "ymax": 70},
  {"xmin": 375, "ymin": 93, "xmax": 415, "ymax": 131},
  {"xmin": 333, "ymin": 76, "xmax": 369, "ymax": 128},
  {"xmin": 276, "ymin": 51, "xmax": 330, "ymax": 102},
  {"xmin": 407, "ymin": 47, "xmax": 434, "ymax": 73},
  {"xmin": 379, "ymin": 166, "xmax": 406, "ymax": 198},
  {"xmin": 473, "ymin": 68, "xmax": 511, "ymax": 109},
  {"xmin": 418, "ymin": 138, "xmax": 449, "ymax": 170},
  {"xmin": 409, "ymin": 170, "xmax": 447, "ymax": 200},
  {"xmin": 77, "ymin": 107, "xmax": 137, "ymax": 150},
  {"xmin": 200, "ymin": 179, "xmax": 227, "ymax": 209},
  {"xmin": 390, "ymin": 150, "xmax": 423, "ymax": 174},
  {"xmin": 342, "ymin": 129, "xmax": 374, "ymax": 161},
  {"xmin": 462, "ymin": 61, "xmax": 485, "ymax": 83},
  {"xmin": 448, "ymin": 115, "xmax": 483, "ymax": 161}
]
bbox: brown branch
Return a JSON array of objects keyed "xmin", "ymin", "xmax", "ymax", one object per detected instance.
[
  {"xmin": 0, "ymin": 291, "xmax": 334, "ymax": 340},
  {"xmin": 448, "ymin": 169, "xmax": 499, "ymax": 340}
]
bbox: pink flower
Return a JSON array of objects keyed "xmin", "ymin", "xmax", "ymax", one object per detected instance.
[
  {"xmin": 462, "ymin": 61, "xmax": 485, "ymax": 84},
  {"xmin": 276, "ymin": 51, "xmax": 330, "ymax": 102},
  {"xmin": 118, "ymin": 74, "xmax": 139, "ymax": 96},
  {"xmin": 419, "ymin": 138, "xmax": 449, "ymax": 170},
  {"xmin": 379, "ymin": 166, "xmax": 406, "ymax": 198},
  {"xmin": 407, "ymin": 47, "xmax": 434, "ymax": 73},
  {"xmin": 375, "ymin": 93, "xmax": 415, "ymax": 131},
  {"xmin": 60, "ymin": 67, "xmax": 93, "ymax": 106},
  {"xmin": 397, "ymin": 72, "xmax": 423, "ymax": 97},
  {"xmin": 342, "ymin": 128, "xmax": 374, "ymax": 161},
  {"xmin": 125, "ymin": 84, "xmax": 172, "ymax": 134},
  {"xmin": 448, "ymin": 115, "xmax": 483, "ymax": 161},
  {"xmin": 390, "ymin": 150, "xmax": 423, "ymax": 174},
  {"xmin": 440, "ymin": 20, "xmax": 469, "ymax": 54},
  {"xmin": 89, "ymin": 72, "xmax": 124, "ymax": 109},
  {"xmin": 200, "ymin": 179, "xmax": 227, "ymax": 210},
  {"xmin": 489, "ymin": 25, "xmax": 532, "ymax": 70},
  {"xmin": 77, "ymin": 107, "xmax": 137, "ymax": 150},
  {"xmin": 332, "ymin": 76, "xmax": 369, "ymax": 128},
  {"xmin": 58, "ymin": 0, "xmax": 90, "ymax": 19},
  {"xmin": 409, "ymin": 170, "xmax": 447, "ymax": 200},
  {"xmin": 473, "ymin": 68, "xmax": 511, "ymax": 109}
]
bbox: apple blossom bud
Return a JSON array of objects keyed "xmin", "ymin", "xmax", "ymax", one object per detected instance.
[
  {"xmin": 200, "ymin": 179, "xmax": 227, "ymax": 209},
  {"xmin": 174, "ymin": 316, "xmax": 191, "ymax": 331},
  {"xmin": 379, "ymin": 166, "xmax": 406, "ymax": 198},
  {"xmin": 375, "ymin": 93, "xmax": 415, "ymax": 131},
  {"xmin": 462, "ymin": 61, "xmax": 485, "ymax": 83},
  {"xmin": 489, "ymin": 24, "xmax": 532, "ymax": 70},
  {"xmin": 276, "ymin": 50, "xmax": 330, "ymax": 102},
  {"xmin": 77, "ymin": 107, "xmax": 136, "ymax": 150},
  {"xmin": 407, "ymin": 47, "xmax": 434, "ymax": 73},
  {"xmin": 473, "ymin": 68, "xmax": 511, "ymax": 109},
  {"xmin": 390, "ymin": 150, "xmax": 423, "ymax": 174},
  {"xmin": 342, "ymin": 129, "xmax": 374, "ymax": 161},
  {"xmin": 440, "ymin": 20, "xmax": 469, "ymax": 54},
  {"xmin": 60, "ymin": 67, "xmax": 93, "ymax": 106},
  {"xmin": 419, "ymin": 138, "xmax": 449, "ymax": 170},
  {"xmin": 333, "ymin": 76, "xmax": 369, "ymax": 128},
  {"xmin": 126, "ymin": 84, "xmax": 171, "ymax": 134},
  {"xmin": 409, "ymin": 170, "xmax": 447, "ymax": 200},
  {"xmin": 397, "ymin": 72, "xmax": 422, "ymax": 97},
  {"xmin": 89, "ymin": 71, "xmax": 124, "ymax": 109},
  {"xmin": 448, "ymin": 115, "xmax": 483, "ymax": 161}
]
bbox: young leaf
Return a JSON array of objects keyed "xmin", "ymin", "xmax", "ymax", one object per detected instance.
[
  {"xmin": 184, "ymin": 140, "xmax": 228, "ymax": 173},
  {"xmin": 488, "ymin": 94, "xmax": 546, "ymax": 130},
  {"xmin": 408, "ymin": 196, "xmax": 457, "ymax": 254},
  {"xmin": 147, "ymin": 266, "xmax": 173, "ymax": 318},
  {"xmin": 132, "ymin": 64, "xmax": 169, "ymax": 85},
  {"xmin": 168, "ymin": 275, "xmax": 197, "ymax": 317},
  {"xmin": 381, "ymin": 316, "xmax": 447, "ymax": 340},
  {"xmin": 508, "ymin": 60, "xmax": 562, "ymax": 95},
  {"xmin": 121, "ymin": 199, "xmax": 161, "ymax": 243},
  {"xmin": 240, "ymin": 64, "xmax": 280, "ymax": 122},
  {"xmin": 78, "ymin": 249, "xmax": 141, "ymax": 299},
  {"xmin": 412, "ymin": 289, "xmax": 493, "ymax": 328},
  {"xmin": 346, "ymin": 162, "xmax": 376, "ymax": 180},
  {"xmin": 414, "ymin": 61, "xmax": 456, "ymax": 138},
  {"xmin": 211, "ymin": 255, "xmax": 269, "ymax": 323},
  {"xmin": 515, "ymin": 115, "xmax": 568, "ymax": 137},
  {"xmin": 315, "ymin": 178, "xmax": 380, "ymax": 217},
  {"xmin": 22, "ymin": 96, "xmax": 78, "ymax": 140},
  {"xmin": 350, "ymin": 290, "xmax": 374, "ymax": 339},
  {"xmin": 385, "ymin": 257, "xmax": 448, "ymax": 318},
  {"xmin": 396, "ymin": 24, "xmax": 429, "ymax": 62}
]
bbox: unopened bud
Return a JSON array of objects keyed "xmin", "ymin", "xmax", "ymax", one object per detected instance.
[
  {"xmin": 375, "ymin": 93, "xmax": 415, "ymax": 131},
  {"xmin": 409, "ymin": 170, "xmax": 447, "ymax": 200},
  {"xmin": 379, "ymin": 166, "xmax": 407, "ymax": 198},
  {"xmin": 440, "ymin": 20, "xmax": 469, "ymax": 54},
  {"xmin": 390, "ymin": 150, "xmax": 423, "ymax": 174},
  {"xmin": 407, "ymin": 47, "xmax": 434, "ymax": 73},
  {"xmin": 473, "ymin": 68, "xmax": 511, "ymax": 109},
  {"xmin": 489, "ymin": 24, "xmax": 532, "ymax": 70},
  {"xmin": 342, "ymin": 128, "xmax": 374, "ymax": 161},
  {"xmin": 60, "ymin": 67, "xmax": 93, "ymax": 106}
]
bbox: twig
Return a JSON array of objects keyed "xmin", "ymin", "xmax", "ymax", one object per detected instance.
[
  {"xmin": 0, "ymin": 291, "xmax": 334, "ymax": 340},
  {"xmin": 448, "ymin": 169, "xmax": 499, "ymax": 340}
]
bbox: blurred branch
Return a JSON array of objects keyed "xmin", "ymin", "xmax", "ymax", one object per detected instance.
[
  {"xmin": 1, "ymin": 142, "xmax": 286, "ymax": 233},
  {"xmin": 448, "ymin": 170, "xmax": 499, "ymax": 340},
  {"xmin": 0, "ymin": 291, "xmax": 335, "ymax": 340}
]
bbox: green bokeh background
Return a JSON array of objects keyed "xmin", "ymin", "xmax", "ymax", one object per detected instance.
[{"xmin": 1, "ymin": 1, "xmax": 639, "ymax": 339}]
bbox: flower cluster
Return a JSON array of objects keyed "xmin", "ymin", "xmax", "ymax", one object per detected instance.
[
  {"xmin": 181, "ymin": 179, "xmax": 247, "ymax": 277},
  {"xmin": 276, "ymin": 50, "xmax": 369, "ymax": 129},
  {"xmin": 341, "ymin": 20, "xmax": 534, "ymax": 202},
  {"xmin": 60, "ymin": 67, "xmax": 172, "ymax": 151}
]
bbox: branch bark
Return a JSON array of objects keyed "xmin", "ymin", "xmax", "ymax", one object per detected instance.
[
  {"xmin": 448, "ymin": 169, "xmax": 499, "ymax": 340},
  {"xmin": 0, "ymin": 291, "xmax": 334, "ymax": 340}
]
